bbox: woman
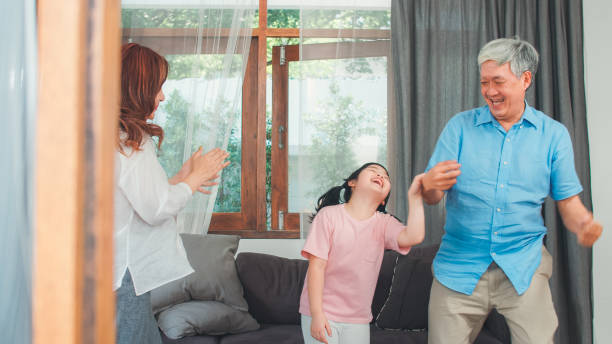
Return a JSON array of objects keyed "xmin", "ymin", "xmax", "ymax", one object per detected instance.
[{"xmin": 114, "ymin": 43, "xmax": 229, "ymax": 344}]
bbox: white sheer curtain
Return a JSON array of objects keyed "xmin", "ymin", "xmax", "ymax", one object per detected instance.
[
  {"xmin": 0, "ymin": 1, "xmax": 36, "ymax": 343},
  {"xmin": 122, "ymin": 0, "xmax": 256, "ymax": 234},
  {"xmin": 286, "ymin": 1, "xmax": 392, "ymax": 214}
]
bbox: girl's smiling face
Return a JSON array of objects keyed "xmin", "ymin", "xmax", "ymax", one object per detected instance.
[{"xmin": 348, "ymin": 164, "xmax": 391, "ymax": 203}]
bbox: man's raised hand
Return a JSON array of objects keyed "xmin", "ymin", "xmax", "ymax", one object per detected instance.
[{"xmin": 423, "ymin": 160, "xmax": 461, "ymax": 192}]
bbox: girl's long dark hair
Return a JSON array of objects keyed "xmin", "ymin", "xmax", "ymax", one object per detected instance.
[{"xmin": 310, "ymin": 162, "xmax": 394, "ymax": 222}]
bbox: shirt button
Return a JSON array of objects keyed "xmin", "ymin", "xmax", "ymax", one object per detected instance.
[
  {"xmin": 503, "ymin": 161, "xmax": 508, "ymax": 165},
  {"xmin": 494, "ymin": 231, "xmax": 498, "ymax": 235},
  {"xmin": 520, "ymin": 125, "xmax": 524, "ymax": 128},
  {"xmin": 506, "ymin": 138, "xmax": 510, "ymax": 142},
  {"xmin": 492, "ymin": 252, "xmax": 496, "ymax": 256},
  {"xmin": 500, "ymin": 184, "xmax": 504, "ymax": 188},
  {"xmin": 496, "ymin": 208, "xmax": 501, "ymax": 212}
]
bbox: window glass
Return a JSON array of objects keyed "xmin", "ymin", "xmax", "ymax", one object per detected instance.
[{"xmin": 287, "ymin": 56, "xmax": 388, "ymax": 213}]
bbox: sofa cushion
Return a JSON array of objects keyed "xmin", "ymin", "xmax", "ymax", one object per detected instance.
[
  {"xmin": 375, "ymin": 246, "xmax": 436, "ymax": 330},
  {"xmin": 151, "ymin": 234, "xmax": 249, "ymax": 314},
  {"xmin": 371, "ymin": 250, "xmax": 401, "ymax": 320},
  {"xmin": 219, "ymin": 324, "xmax": 303, "ymax": 344},
  {"xmin": 372, "ymin": 326, "xmax": 506, "ymax": 344},
  {"xmin": 235, "ymin": 253, "xmax": 308, "ymax": 325},
  {"xmin": 157, "ymin": 301, "xmax": 259, "ymax": 339},
  {"xmin": 404, "ymin": 245, "xmax": 439, "ymax": 260},
  {"xmin": 370, "ymin": 325, "xmax": 427, "ymax": 344},
  {"xmin": 161, "ymin": 331, "xmax": 219, "ymax": 344},
  {"xmin": 474, "ymin": 327, "xmax": 508, "ymax": 344}
]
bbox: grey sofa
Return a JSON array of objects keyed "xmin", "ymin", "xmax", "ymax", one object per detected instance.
[{"xmin": 161, "ymin": 245, "xmax": 510, "ymax": 344}]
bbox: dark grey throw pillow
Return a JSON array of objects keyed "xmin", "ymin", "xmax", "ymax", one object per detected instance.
[
  {"xmin": 157, "ymin": 300, "xmax": 259, "ymax": 339},
  {"xmin": 151, "ymin": 234, "xmax": 249, "ymax": 314},
  {"xmin": 374, "ymin": 254, "xmax": 434, "ymax": 330},
  {"xmin": 235, "ymin": 252, "xmax": 308, "ymax": 325}
]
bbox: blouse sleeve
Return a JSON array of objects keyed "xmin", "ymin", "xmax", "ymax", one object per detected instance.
[{"xmin": 117, "ymin": 141, "xmax": 193, "ymax": 226}]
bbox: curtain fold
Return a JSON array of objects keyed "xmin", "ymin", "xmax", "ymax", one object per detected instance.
[
  {"xmin": 390, "ymin": 0, "xmax": 592, "ymax": 343},
  {"xmin": 122, "ymin": 0, "xmax": 256, "ymax": 234},
  {"xmin": 0, "ymin": 0, "xmax": 37, "ymax": 343}
]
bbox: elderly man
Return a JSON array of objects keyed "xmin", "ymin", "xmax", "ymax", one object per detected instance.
[{"xmin": 423, "ymin": 37, "xmax": 603, "ymax": 344}]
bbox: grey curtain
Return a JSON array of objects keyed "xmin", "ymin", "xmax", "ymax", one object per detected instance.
[{"xmin": 389, "ymin": 1, "xmax": 592, "ymax": 343}]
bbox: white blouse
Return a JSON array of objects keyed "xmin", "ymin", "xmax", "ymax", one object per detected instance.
[{"xmin": 113, "ymin": 136, "xmax": 194, "ymax": 295}]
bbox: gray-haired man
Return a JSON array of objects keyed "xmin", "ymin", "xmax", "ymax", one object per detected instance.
[{"xmin": 423, "ymin": 38, "xmax": 603, "ymax": 343}]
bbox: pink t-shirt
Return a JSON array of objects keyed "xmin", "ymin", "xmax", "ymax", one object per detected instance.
[{"xmin": 299, "ymin": 204, "xmax": 410, "ymax": 324}]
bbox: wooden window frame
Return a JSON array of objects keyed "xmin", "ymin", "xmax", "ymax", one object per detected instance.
[{"xmin": 120, "ymin": 0, "xmax": 391, "ymax": 238}]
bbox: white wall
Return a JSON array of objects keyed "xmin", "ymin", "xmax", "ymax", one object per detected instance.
[
  {"xmin": 237, "ymin": 238, "xmax": 306, "ymax": 259},
  {"xmin": 238, "ymin": 2, "xmax": 612, "ymax": 340},
  {"xmin": 584, "ymin": 0, "xmax": 612, "ymax": 343}
]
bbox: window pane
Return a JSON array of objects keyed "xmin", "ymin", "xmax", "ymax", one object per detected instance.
[
  {"xmin": 287, "ymin": 56, "xmax": 388, "ymax": 213},
  {"xmin": 252, "ymin": 9, "xmax": 260, "ymax": 28},
  {"xmin": 214, "ymin": 116, "xmax": 242, "ymax": 212},
  {"xmin": 267, "ymin": 9, "xmax": 300, "ymax": 28},
  {"xmin": 122, "ymin": 8, "xmax": 243, "ymax": 28},
  {"xmin": 301, "ymin": 9, "xmax": 390, "ymax": 30}
]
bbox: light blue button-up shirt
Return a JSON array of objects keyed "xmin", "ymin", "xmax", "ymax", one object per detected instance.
[{"xmin": 426, "ymin": 104, "xmax": 582, "ymax": 295}]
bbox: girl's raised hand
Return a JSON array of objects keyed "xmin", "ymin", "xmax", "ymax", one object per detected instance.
[
  {"xmin": 408, "ymin": 173, "xmax": 425, "ymax": 202},
  {"xmin": 310, "ymin": 313, "xmax": 332, "ymax": 344}
]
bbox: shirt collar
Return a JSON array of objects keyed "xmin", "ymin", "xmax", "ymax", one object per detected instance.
[
  {"xmin": 476, "ymin": 101, "xmax": 540, "ymax": 129},
  {"xmin": 475, "ymin": 107, "xmax": 494, "ymax": 126},
  {"xmin": 520, "ymin": 102, "xmax": 540, "ymax": 129}
]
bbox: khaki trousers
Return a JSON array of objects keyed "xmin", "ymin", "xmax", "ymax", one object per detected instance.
[{"xmin": 428, "ymin": 248, "xmax": 558, "ymax": 344}]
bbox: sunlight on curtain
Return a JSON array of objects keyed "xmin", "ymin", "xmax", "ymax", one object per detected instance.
[
  {"xmin": 287, "ymin": 1, "xmax": 391, "ymax": 213},
  {"xmin": 122, "ymin": 0, "xmax": 256, "ymax": 234},
  {"xmin": 0, "ymin": 1, "xmax": 36, "ymax": 343}
]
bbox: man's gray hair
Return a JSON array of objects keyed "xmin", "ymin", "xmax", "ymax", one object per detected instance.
[{"xmin": 477, "ymin": 37, "xmax": 539, "ymax": 78}]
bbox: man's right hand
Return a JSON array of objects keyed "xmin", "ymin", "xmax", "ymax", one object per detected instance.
[
  {"xmin": 422, "ymin": 160, "xmax": 461, "ymax": 204},
  {"xmin": 423, "ymin": 160, "xmax": 461, "ymax": 191}
]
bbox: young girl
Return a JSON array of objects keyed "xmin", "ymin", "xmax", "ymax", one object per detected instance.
[
  {"xmin": 114, "ymin": 43, "xmax": 229, "ymax": 344},
  {"xmin": 300, "ymin": 162, "xmax": 425, "ymax": 344}
]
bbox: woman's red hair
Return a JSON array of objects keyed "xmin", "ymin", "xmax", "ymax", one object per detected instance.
[{"xmin": 118, "ymin": 43, "xmax": 168, "ymax": 153}]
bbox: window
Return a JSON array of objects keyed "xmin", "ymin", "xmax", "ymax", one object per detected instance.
[
  {"xmin": 121, "ymin": 1, "xmax": 391, "ymax": 238},
  {"xmin": 270, "ymin": 42, "xmax": 390, "ymax": 231}
]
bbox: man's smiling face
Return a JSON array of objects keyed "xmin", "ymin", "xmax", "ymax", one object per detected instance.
[{"xmin": 480, "ymin": 60, "xmax": 532, "ymax": 126}]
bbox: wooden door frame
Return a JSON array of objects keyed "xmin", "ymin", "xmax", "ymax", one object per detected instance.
[{"xmin": 35, "ymin": 1, "xmax": 120, "ymax": 343}]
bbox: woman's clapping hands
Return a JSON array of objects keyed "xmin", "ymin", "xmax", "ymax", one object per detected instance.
[{"xmin": 181, "ymin": 147, "xmax": 230, "ymax": 194}]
